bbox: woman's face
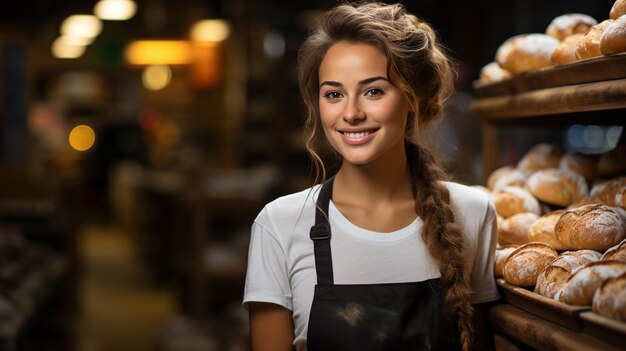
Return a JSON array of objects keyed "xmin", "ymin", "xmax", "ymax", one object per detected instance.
[{"xmin": 318, "ymin": 41, "xmax": 410, "ymax": 166}]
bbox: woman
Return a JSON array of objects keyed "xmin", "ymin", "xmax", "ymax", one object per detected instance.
[{"xmin": 243, "ymin": 2, "xmax": 499, "ymax": 350}]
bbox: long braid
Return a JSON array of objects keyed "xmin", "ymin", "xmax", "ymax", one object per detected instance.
[{"xmin": 407, "ymin": 142, "xmax": 474, "ymax": 351}]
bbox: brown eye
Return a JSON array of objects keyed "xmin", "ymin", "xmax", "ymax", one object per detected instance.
[
  {"xmin": 365, "ymin": 88, "xmax": 383, "ymax": 97},
  {"xmin": 324, "ymin": 91, "xmax": 343, "ymax": 100}
]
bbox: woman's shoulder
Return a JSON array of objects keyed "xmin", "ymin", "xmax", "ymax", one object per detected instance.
[
  {"xmin": 442, "ymin": 180, "xmax": 492, "ymax": 210},
  {"xmin": 256, "ymin": 185, "xmax": 320, "ymax": 227}
]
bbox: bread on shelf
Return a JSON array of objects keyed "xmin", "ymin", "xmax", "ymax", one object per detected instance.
[
  {"xmin": 555, "ymin": 203, "xmax": 626, "ymax": 251},
  {"xmin": 546, "ymin": 13, "xmax": 597, "ymax": 41},
  {"xmin": 557, "ymin": 260, "xmax": 626, "ymax": 305},
  {"xmin": 502, "ymin": 242, "xmax": 559, "ymax": 287},
  {"xmin": 527, "ymin": 168, "xmax": 588, "ymax": 207}
]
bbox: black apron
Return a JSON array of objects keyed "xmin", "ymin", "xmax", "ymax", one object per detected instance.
[{"xmin": 306, "ymin": 177, "xmax": 462, "ymax": 351}]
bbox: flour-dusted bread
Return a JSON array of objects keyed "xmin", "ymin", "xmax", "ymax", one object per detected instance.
[
  {"xmin": 594, "ymin": 176, "xmax": 626, "ymax": 209},
  {"xmin": 559, "ymin": 152, "xmax": 597, "ymax": 181},
  {"xmin": 495, "ymin": 34, "xmax": 560, "ymax": 74},
  {"xmin": 611, "ymin": 0, "xmax": 626, "ymax": 19},
  {"xmin": 534, "ymin": 249, "xmax": 601, "ymax": 299},
  {"xmin": 527, "ymin": 168, "xmax": 589, "ymax": 207},
  {"xmin": 601, "ymin": 15, "xmax": 626, "ymax": 55},
  {"xmin": 551, "ymin": 33, "xmax": 585, "ymax": 64},
  {"xmin": 528, "ymin": 210, "xmax": 568, "ymax": 250},
  {"xmin": 518, "ymin": 143, "xmax": 564, "ymax": 173},
  {"xmin": 592, "ymin": 272, "xmax": 626, "ymax": 322},
  {"xmin": 492, "ymin": 186, "xmax": 541, "ymax": 218},
  {"xmin": 494, "ymin": 245, "xmax": 519, "ymax": 278},
  {"xmin": 602, "ymin": 238, "xmax": 626, "ymax": 263},
  {"xmin": 487, "ymin": 166, "xmax": 527, "ymax": 191},
  {"xmin": 576, "ymin": 19, "xmax": 615, "ymax": 59},
  {"xmin": 479, "ymin": 62, "xmax": 512, "ymax": 83},
  {"xmin": 558, "ymin": 260, "xmax": 626, "ymax": 305},
  {"xmin": 502, "ymin": 242, "xmax": 559, "ymax": 287},
  {"xmin": 555, "ymin": 203, "xmax": 626, "ymax": 251},
  {"xmin": 499, "ymin": 212, "xmax": 539, "ymax": 245},
  {"xmin": 546, "ymin": 13, "xmax": 597, "ymax": 41}
]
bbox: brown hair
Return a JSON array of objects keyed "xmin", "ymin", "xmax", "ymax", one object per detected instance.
[{"xmin": 297, "ymin": 2, "xmax": 474, "ymax": 350}]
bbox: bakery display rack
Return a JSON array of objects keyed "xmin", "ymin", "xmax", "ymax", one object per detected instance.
[{"xmin": 471, "ymin": 53, "xmax": 626, "ymax": 350}]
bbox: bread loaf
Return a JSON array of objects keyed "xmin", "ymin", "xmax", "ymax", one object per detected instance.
[
  {"xmin": 602, "ymin": 238, "xmax": 626, "ymax": 263},
  {"xmin": 492, "ymin": 186, "xmax": 541, "ymax": 218},
  {"xmin": 576, "ymin": 20, "xmax": 615, "ymax": 60},
  {"xmin": 559, "ymin": 152, "xmax": 596, "ymax": 181},
  {"xmin": 592, "ymin": 272, "xmax": 626, "ymax": 322},
  {"xmin": 495, "ymin": 34, "xmax": 560, "ymax": 74},
  {"xmin": 534, "ymin": 250, "xmax": 601, "ymax": 298},
  {"xmin": 499, "ymin": 212, "xmax": 539, "ymax": 245},
  {"xmin": 527, "ymin": 168, "xmax": 588, "ymax": 207},
  {"xmin": 518, "ymin": 143, "xmax": 564, "ymax": 173},
  {"xmin": 611, "ymin": 0, "xmax": 626, "ymax": 19},
  {"xmin": 528, "ymin": 210, "xmax": 568, "ymax": 249},
  {"xmin": 551, "ymin": 33, "xmax": 584, "ymax": 64},
  {"xmin": 595, "ymin": 176, "xmax": 626, "ymax": 209},
  {"xmin": 502, "ymin": 242, "xmax": 558, "ymax": 287},
  {"xmin": 494, "ymin": 245, "xmax": 518, "ymax": 278},
  {"xmin": 479, "ymin": 62, "xmax": 512, "ymax": 83},
  {"xmin": 557, "ymin": 260, "xmax": 626, "ymax": 305},
  {"xmin": 546, "ymin": 13, "xmax": 597, "ymax": 41},
  {"xmin": 555, "ymin": 203, "xmax": 626, "ymax": 251},
  {"xmin": 600, "ymin": 15, "xmax": 626, "ymax": 55},
  {"xmin": 487, "ymin": 166, "xmax": 527, "ymax": 191},
  {"xmin": 598, "ymin": 145, "xmax": 626, "ymax": 178},
  {"xmin": 567, "ymin": 197, "xmax": 600, "ymax": 210}
]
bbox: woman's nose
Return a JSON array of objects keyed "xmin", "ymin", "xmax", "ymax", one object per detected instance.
[{"xmin": 342, "ymin": 98, "xmax": 365, "ymax": 123}]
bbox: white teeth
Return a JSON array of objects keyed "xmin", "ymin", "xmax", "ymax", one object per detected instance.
[{"xmin": 345, "ymin": 131, "xmax": 368, "ymax": 138}]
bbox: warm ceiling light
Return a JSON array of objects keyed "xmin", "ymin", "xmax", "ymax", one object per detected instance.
[
  {"xmin": 60, "ymin": 15, "xmax": 102, "ymax": 39},
  {"xmin": 51, "ymin": 37, "xmax": 86, "ymax": 59},
  {"xmin": 190, "ymin": 19, "xmax": 231, "ymax": 42},
  {"xmin": 142, "ymin": 65, "xmax": 172, "ymax": 90},
  {"xmin": 94, "ymin": 0, "xmax": 137, "ymax": 21},
  {"xmin": 125, "ymin": 40, "xmax": 192, "ymax": 65},
  {"xmin": 69, "ymin": 125, "xmax": 96, "ymax": 151},
  {"xmin": 58, "ymin": 35, "xmax": 95, "ymax": 46}
]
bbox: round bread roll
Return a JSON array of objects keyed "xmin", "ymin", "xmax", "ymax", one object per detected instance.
[
  {"xmin": 494, "ymin": 245, "xmax": 519, "ymax": 278},
  {"xmin": 558, "ymin": 260, "xmax": 626, "ymax": 305},
  {"xmin": 559, "ymin": 152, "xmax": 596, "ymax": 181},
  {"xmin": 492, "ymin": 186, "xmax": 542, "ymax": 218},
  {"xmin": 534, "ymin": 250, "xmax": 601, "ymax": 298},
  {"xmin": 611, "ymin": 0, "xmax": 626, "ymax": 20},
  {"xmin": 499, "ymin": 212, "xmax": 539, "ymax": 245},
  {"xmin": 576, "ymin": 19, "xmax": 615, "ymax": 60},
  {"xmin": 551, "ymin": 33, "xmax": 584, "ymax": 64},
  {"xmin": 592, "ymin": 272, "xmax": 626, "ymax": 322},
  {"xmin": 502, "ymin": 242, "xmax": 559, "ymax": 287},
  {"xmin": 479, "ymin": 62, "xmax": 512, "ymax": 83},
  {"xmin": 546, "ymin": 13, "xmax": 597, "ymax": 41},
  {"xmin": 527, "ymin": 168, "xmax": 589, "ymax": 207},
  {"xmin": 495, "ymin": 34, "xmax": 560, "ymax": 74},
  {"xmin": 528, "ymin": 210, "xmax": 568, "ymax": 249},
  {"xmin": 602, "ymin": 238, "xmax": 626, "ymax": 263},
  {"xmin": 601, "ymin": 15, "xmax": 626, "ymax": 55},
  {"xmin": 487, "ymin": 166, "xmax": 527, "ymax": 191},
  {"xmin": 597, "ymin": 145, "xmax": 626, "ymax": 178},
  {"xmin": 555, "ymin": 203, "xmax": 626, "ymax": 251},
  {"xmin": 596, "ymin": 176, "xmax": 626, "ymax": 209},
  {"xmin": 518, "ymin": 143, "xmax": 564, "ymax": 173}
]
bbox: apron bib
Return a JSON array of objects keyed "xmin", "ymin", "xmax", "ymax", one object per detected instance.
[{"xmin": 306, "ymin": 177, "xmax": 461, "ymax": 351}]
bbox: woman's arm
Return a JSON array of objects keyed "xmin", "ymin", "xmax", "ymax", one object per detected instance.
[
  {"xmin": 471, "ymin": 302, "xmax": 496, "ymax": 351},
  {"xmin": 249, "ymin": 302, "xmax": 295, "ymax": 351}
]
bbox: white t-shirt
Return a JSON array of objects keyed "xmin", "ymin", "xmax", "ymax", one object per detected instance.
[{"xmin": 243, "ymin": 181, "xmax": 500, "ymax": 351}]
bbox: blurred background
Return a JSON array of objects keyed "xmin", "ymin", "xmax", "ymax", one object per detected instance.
[{"xmin": 0, "ymin": 0, "xmax": 621, "ymax": 350}]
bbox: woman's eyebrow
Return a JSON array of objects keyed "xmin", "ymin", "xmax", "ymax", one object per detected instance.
[{"xmin": 319, "ymin": 76, "xmax": 389, "ymax": 89}]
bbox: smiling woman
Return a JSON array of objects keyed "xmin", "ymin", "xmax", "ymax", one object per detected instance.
[{"xmin": 243, "ymin": 3, "xmax": 500, "ymax": 351}]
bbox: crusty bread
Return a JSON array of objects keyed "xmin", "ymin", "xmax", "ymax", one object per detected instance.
[
  {"xmin": 546, "ymin": 13, "xmax": 597, "ymax": 41},
  {"xmin": 558, "ymin": 260, "xmax": 626, "ymax": 305},
  {"xmin": 528, "ymin": 210, "xmax": 568, "ymax": 249},
  {"xmin": 594, "ymin": 176, "xmax": 626, "ymax": 209},
  {"xmin": 487, "ymin": 166, "xmax": 527, "ymax": 191},
  {"xmin": 518, "ymin": 143, "xmax": 564, "ymax": 173},
  {"xmin": 494, "ymin": 245, "xmax": 519, "ymax": 278},
  {"xmin": 592, "ymin": 271, "xmax": 626, "ymax": 322},
  {"xmin": 559, "ymin": 152, "xmax": 596, "ymax": 181},
  {"xmin": 555, "ymin": 203, "xmax": 626, "ymax": 251},
  {"xmin": 495, "ymin": 34, "xmax": 560, "ymax": 74},
  {"xmin": 492, "ymin": 186, "xmax": 542, "ymax": 218},
  {"xmin": 610, "ymin": 0, "xmax": 626, "ymax": 20},
  {"xmin": 535, "ymin": 249, "xmax": 602, "ymax": 298},
  {"xmin": 527, "ymin": 168, "xmax": 589, "ymax": 207},
  {"xmin": 479, "ymin": 62, "xmax": 512, "ymax": 83},
  {"xmin": 602, "ymin": 238, "xmax": 626, "ymax": 263},
  {"xmin": 597, "ymin": 145, "xmax": 626, "ymax": 178},
  {"xmin": 576, "ymin": 19, "xmax": 615, "ymax": 60},
  {"xmin": 499, "ymin": 212, "xmax": 539, "ymax": 245},
  {"xmin": 502, "ymin": 242, "xmax": 559, "ymax": 287},
  {"xmin": 551, "ymin": 33, "xmax": 584, "ymax": 64},
  {"xmin": 567, "ymin": 196, "xmax": 601, "ymax": 210},
  {"xmin": 601, "ymin": 14, "xmax": 626, "ymax": 55}
]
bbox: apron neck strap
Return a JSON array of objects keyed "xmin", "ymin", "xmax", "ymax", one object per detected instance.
[{"xmin": 310, "ymin": 176, "xmax": 335, "ymax": 285}]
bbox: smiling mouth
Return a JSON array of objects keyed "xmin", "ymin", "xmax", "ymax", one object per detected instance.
[
  {"xmin": 339, "ymin": 128, "xmax": 379, "ymax": 138},
  {"xmin": 338, "ymin": 128, "xmax": 379, "ymax": 144}
]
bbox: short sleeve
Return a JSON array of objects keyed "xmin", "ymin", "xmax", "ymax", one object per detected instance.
[
  {"xmin": 469, "ymin": 198, "xmax": 500, "ymax": 304},
  {"xmin": 242, "ymin": 212, "xmax": 293, "ymax": 311}
]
